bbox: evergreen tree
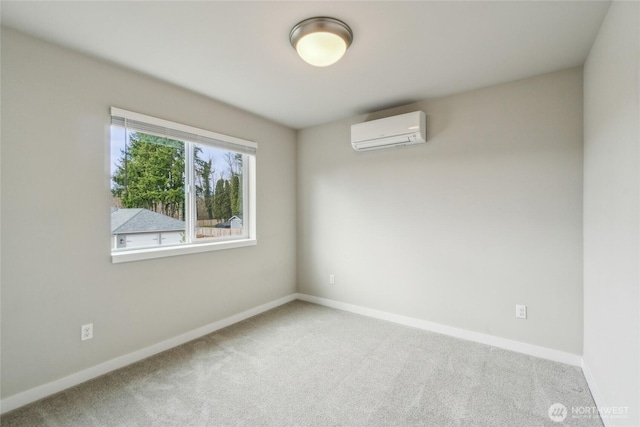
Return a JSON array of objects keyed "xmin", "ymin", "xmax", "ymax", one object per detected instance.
[
  {"xmin": 111, "ymin": 132, "xmax": 185, "ymax": 219},
  {"xmin": 230, "ymin": 174, "xmax": 240, "ymax": 217},
  {"xmin": 197, "ymin": 157, "xmax": 214, "ymax": 220},
  {"xmin": 235, "ymin": 176, "xmax": 243, "ymax": 217},
  {"xmin": 213, "ymin": 178, "xmax": 226, "ymax": 221},
  {"xmin": 222, "ymin": 179, "xmax": 232, "ymax": 220},
  {"xmin": 213, "ymin": 177, "xmax": 232, "ymax": 222}
]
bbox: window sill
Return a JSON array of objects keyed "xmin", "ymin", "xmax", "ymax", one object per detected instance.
[{"xmin": 111, "ymin": 238, "xmax": 257, "ymax": 264}]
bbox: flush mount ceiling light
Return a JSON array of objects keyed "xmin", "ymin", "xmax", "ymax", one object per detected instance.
[{"xmin": 289, "ymin": 17, "xmax": 353, "ymax": 67}]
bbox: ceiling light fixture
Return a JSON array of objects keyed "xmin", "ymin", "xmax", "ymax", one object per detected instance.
[{"xmin": 289, "ymin": 17, "xmax": 353, "ymax": 67}]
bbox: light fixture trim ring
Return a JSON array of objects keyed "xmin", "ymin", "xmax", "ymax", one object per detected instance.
[{"xmin": 289, "ymin": 17, "xmax": 353, "ymax": 51}]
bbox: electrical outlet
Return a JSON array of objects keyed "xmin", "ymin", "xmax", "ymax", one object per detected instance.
[
  {"xmin": 329, "ymin": 274, "xmax": 335, "ymax": 285},
  {"xmin": 515, "ymin": 305, "xmax": 527, "ymax": 319},
  {"xmin": 81, "ymin": 323, "xmax": 93, "ymax": 341}
]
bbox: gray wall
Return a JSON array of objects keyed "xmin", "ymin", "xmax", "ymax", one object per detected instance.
[
  {"xmin": 583, "ymin": 1, "xmax": 639, "ymax": 425},
  {"xmin": 0, "ymin": 28, "xmax": 297, "ymax": 398},
  {"xmin": 297, "ymin": 68, "xmax": 584, "ymax": 354}
]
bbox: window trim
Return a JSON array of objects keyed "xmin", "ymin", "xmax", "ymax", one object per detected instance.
[
  {"xmin": 111, "ymin": 238, "xmax": 257, "ymax": 264},
  {"xmin": 110, "ymin": 107, "xmax": 258, "ymax": 154},
  {"xmin": 110, "ymin": 108, "xmax": 257, "ymax": 263}
]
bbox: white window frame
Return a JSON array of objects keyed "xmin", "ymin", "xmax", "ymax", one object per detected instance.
[{"xmin": 110, "ymin": 107, "xmax": 257, "ymax": 264}]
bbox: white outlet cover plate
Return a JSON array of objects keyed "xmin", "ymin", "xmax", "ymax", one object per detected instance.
[
  {"xmin": 515, "ymin": 305, "xmax": 527, "ymax": 319},
  {"xmin": 81, "ymin": 323, "xmax": 93, "ymax": 340}
]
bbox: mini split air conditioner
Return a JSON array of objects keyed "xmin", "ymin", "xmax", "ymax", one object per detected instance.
[{"xmin": 351, "ymin": 111, "xmax": 426, "ymax": 151}]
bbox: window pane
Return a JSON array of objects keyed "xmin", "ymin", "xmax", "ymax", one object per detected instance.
[
  {"xmin": 194, "ymin": 144, "xmax": 245, "ymax": 240},
  {"xmin": 111, "ymin": 128, "xmax": 186, "ymax": 250}
]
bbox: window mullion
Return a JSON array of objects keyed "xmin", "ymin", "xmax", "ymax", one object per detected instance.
[
  {"xmin": 242, "ymin": 155, "xmax": 249, "ymax": 238},
  {"xmin": 185, "ymin": 142, "xmax": 195, "ymax": 244}
]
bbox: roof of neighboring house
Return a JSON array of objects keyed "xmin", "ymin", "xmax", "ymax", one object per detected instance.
[{"xmin": 111, "ymin": 208, "xmax": 185, "ymax": 234}]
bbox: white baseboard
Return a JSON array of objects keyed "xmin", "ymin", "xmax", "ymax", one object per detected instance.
[
  {"xmin": 581, "ymin": 358, "xmax": 613, "ymax": 427},
  {"xmin": 0, "ymin": 293, "xmax": 298, "ymax": 415},
  {"xmin": 296, "ymin": 293, "xmax": 582, "ymax": 367}
]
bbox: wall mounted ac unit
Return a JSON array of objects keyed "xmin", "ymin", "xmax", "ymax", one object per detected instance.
[{"xmin": 351, "ymin": 111, "xmax": 426, "ymax": 151}]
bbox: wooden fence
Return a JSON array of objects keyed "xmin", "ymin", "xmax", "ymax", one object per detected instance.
[
  {"xmin": 197, "ymin": 219, "xmax": 221, "ymax": 227},
  {"xmin": 196, "ymin": 227, "xmax": 243, "ymax": 238}
]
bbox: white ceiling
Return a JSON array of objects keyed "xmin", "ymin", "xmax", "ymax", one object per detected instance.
[{"xmin": 1, "ymin": 1, "xmax": 610, "ymax": 129}]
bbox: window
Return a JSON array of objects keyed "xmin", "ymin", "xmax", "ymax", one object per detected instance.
[{"xmin": 110, "ymin": 108, "xmax": 257, "ymax": 263}]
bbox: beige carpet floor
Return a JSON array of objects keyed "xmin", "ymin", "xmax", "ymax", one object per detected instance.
[{"xmin": 1, "ymin": 300, "xmax": 601, "ymax": 426}]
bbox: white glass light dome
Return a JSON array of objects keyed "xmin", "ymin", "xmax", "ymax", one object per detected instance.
[{"xmin": 290, "ymin": 17, "xmax": 353, "ymax": 67}]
